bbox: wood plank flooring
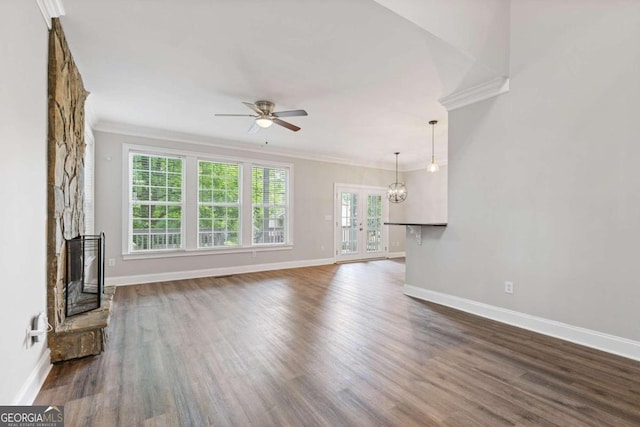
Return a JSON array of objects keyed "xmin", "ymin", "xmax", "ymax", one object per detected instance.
[{"xmin": 35, "ymin": 260, "xmax": 640, "ymax": 426}]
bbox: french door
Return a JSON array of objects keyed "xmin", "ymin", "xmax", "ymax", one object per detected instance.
[{"xmin": 334, "ymin": 184, "xmax": 388, "ymax": 262}]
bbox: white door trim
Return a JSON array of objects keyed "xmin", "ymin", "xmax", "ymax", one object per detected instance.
[{"xmin": 333, "ymin": 183, "xmax": 389, "ymax": 263}]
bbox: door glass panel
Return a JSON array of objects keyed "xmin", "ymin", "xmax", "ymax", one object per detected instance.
[
  {"xmin": 366, "ymin": 194, "xmax": 382, "ymax": 252},
  {"xmin": 340, "ymin": 192, "xmax": 358, "ymax": 254}
]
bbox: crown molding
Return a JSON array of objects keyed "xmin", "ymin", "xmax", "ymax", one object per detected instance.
[
  {"xmin": 36, "ymin": 0, "xmax": 65, "ymax": 29},
  {"xmin": 93, "ymin": 121, "xmax": 407, "ymax": 171},
  {"xmin": 439, "ymin": 76, "xmax": 510, "ymax": 112}
]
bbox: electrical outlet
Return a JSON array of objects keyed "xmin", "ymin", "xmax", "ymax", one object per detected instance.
[
  {"xmin": 504, "ymin": 281, "xmax": 514, "ymax": 294},
  {"xmin": 108, "ymin": 258, "xmax": 115, "ymax": 267},
  {"xmin": 320, "ymin": 245, "xmax": 325, "ymax": 251},
  {"xmin": 252, "ymin": 251, "xmax": 257, "ymax": 258}
]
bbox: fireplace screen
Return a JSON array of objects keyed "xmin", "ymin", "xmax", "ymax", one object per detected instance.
[{"xmin": 65, "ymin": 233, "xmax": 105, "ymax": 317}]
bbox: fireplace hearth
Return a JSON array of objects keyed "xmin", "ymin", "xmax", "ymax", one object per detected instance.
[{"xmin": 65, "ymin": 233, "xmax": 105, "ymax": 317}]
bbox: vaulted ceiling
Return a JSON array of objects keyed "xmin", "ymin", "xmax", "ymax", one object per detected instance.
[{"xmin": 61, "ymin": 0, "xmax": 509, "ymax": 170}]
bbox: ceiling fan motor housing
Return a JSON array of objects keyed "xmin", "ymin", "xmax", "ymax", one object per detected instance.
[{"xmin": 255, "ymin": 100, "xmax": 275, "ymax": 115}]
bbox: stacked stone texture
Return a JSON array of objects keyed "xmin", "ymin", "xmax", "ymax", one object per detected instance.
[{"xmin": 47, "ymin": 18, "xmax": 110, "ymax": 362}]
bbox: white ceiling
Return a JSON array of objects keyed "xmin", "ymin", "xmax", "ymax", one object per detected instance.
[{"xmin": 60, "ymin": 0, "xmax": 505, "ymax": 170}]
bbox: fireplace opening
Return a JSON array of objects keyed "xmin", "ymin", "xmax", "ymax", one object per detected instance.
[{"xmin": 65, "ymin": 232, "xmax": 105, "ymax": 317}]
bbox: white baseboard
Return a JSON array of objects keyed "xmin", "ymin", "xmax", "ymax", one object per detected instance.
[
  {"xmin": 106, "ymin": 258, "xmax": 335, "ymax": 286},
  {"xmin": 387, "ymin": 251, "xmax": 406, "ymax": 259},
  {"xmin": 12, "ymin": 348, "xmax": 52, "ymax": 405},
  {"xmin": 404, "ymin": 284, "xmax": 640, "ymax": 362}
]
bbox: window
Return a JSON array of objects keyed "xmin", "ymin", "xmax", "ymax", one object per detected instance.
[
  {"xmin": 124, "ymin": 145, "xmax": 292, "ymax": 256},
  {"xmin": 252, "ymin": 166, "xmax": 289, "ymax": 245},
  {"xmin": 129, "ymin": 153, "xmax": 183, "ymax": 252},
  {"xmin": 366, "ymin": 194, "xmax": 382, "ymax": 252},
  {"xmin": 198, "ymin": 160, "xmax": 240, "ymax": 248}
]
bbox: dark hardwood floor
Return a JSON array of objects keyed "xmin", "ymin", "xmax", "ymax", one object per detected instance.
[{"xmin": 36, "ymin": 260, "xmax": 640, "ymax": 426}]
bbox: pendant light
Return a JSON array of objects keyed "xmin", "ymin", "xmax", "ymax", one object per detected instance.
[
  {"xmin": 428, "ymin": 120, "xmax": 440, "ymax": 173},
  {"xmin": 387, "ymin": 152, "xmax": 407, "ymax": 203}
]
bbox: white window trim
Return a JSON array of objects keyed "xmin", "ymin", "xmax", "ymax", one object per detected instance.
[
  {"xmin": 125, "ymin": 150, "xmax": 186, "ymax": 254},
  {"xmin": 122, "ymin": 143, "xmax": 294, "ymax": 258},
  {"xmin": 251, "ymin": 164, "xmax": 291, "ymax": 246},
  {"xmin": 197, "ymin": 159, "xmax": 242, "ymax": 249}
]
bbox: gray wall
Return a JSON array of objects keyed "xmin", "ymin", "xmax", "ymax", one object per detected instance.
[
  {"xmin": 393, "ymin": 166, "xmax": 448, "ymax": 224},
  {"xmin": 0, "ymin": 1, "xmax": 49, "ymax": 404},
  {"xmin": 95, "ymin": 131, "xmax": 408, "ymax": 281},
  {"xmin": 407, "ymin": 0, "xmax": 640, "ymax": 341}
]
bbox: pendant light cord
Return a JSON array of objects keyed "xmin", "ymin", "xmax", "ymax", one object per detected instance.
[
  {"xmin": 395, "ymin": 153, "xmax": 399, "ymax": 183},
  {"xmin": 431, "ymin": 123, "xmax": 435, "ymax": 162}
]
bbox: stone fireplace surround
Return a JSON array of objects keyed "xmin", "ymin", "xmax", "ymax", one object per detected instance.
[{"xmin": 46, "ymin": 18, "xmax": 113, "ymax": 363}]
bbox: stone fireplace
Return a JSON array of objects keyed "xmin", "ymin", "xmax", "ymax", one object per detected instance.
[{"xmin": 46, "ymin": 18, "xmax": 113, "ymax": 363}]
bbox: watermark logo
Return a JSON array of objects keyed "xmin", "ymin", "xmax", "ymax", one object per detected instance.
[{"xmin": 0, "ymin": 406, "xmax": 64, "ymax": 427}]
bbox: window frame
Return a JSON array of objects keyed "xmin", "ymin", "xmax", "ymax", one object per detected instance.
[
  {"xmin": 197, "ymin": 159, "xmax": 242, "ymax": 249},
  {"xmin": 126, "ymin": 150, "xmax": 186, "ymax": 254},
  {"xmin": 122, "ymin": 144, "xmax": 293, "ymax": 259},
  {"xmin": 251, "ymin": 165, "xmax": 290, "ymax": 246}
]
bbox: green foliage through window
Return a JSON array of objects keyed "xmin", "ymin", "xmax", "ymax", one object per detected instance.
[
  {"xmin": 198, "ymin": 161, "xmax": 240, "ymax": 247},
  {"xmin": 130, "ymin": 153, "xmax": 183, "ymax": 251},
  {"xmin": 128, "ymin": 151, "xmax": 291, "ymax": 252}
]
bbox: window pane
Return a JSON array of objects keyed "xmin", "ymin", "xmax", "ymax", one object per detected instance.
[
  {"xmin": 199, "ymin": 175, "xmax": 213, "ymax": 190},
  {"xmin": 133, "ymin": 170, "xmax": 149, "ymax": 186},
  {"xmin": 132, "ymin": 186, "xmax": 149, "ymax": 202},
  {"xmin": 167, "ymin": 205, "xmax": 181, "ymax": 218},
  {"xmin": 150, "ymin": 234, "xmax": 167, "ymax": 249},
  {"xmin": 199, "ymin": 190, "xmax": 212, "ymax": 203},
  {"xmin": 167, "ymin": 219, "xmax": 181, "ymax": 231},
  {"xmin": 151, "ymin": 172, "xmax": 166, "ymax": 186},
  {"xmin": 252, "ymin": 166, "xmax": 288, "ymax": 245},
  {"xmin": 132, "ymin": 219, "xmax": 149, "ymax": 231},
  {"xmin": 132, "ymin": 204, "xmax": 149, "ymax": 219},
  {"xmin": 199, "ymin": 161, "xmax": 212, "ymax": 175},
  {"xmin": 199, "ymin": 205, "xmax": 212, "ymax": 219},
  {"xmin": 151, "ymin": 205, "xmax": 167, "ymax": 218},
  {"xmin": 167, "ymin": 158, "xmax": 182, "ymax": 173},
  {"xmin": 132, "ymin": 155, "xmax": 149, "ymax": 171},
  {"xmin": 167, "ymin": 188, "xmax": 182, "ymax": 202},
  {"xmin": 168, "ymin": 173, "xmax": 182, "ymax": 188},
  {"xmin": 213, "ymin": 190, "xmax": 225, "ymax": 203},
  {"xmin": 366, "ymin": 194, "xmax": 382, "ymax": 253},
  {"xmin": 198, "ymin": 160, "xmax": 241, "ymax": 248},
  {"xmin": 150, "ymin": 157, "xmax": 167, "ymax": 172},
  {"xmin": 132, "ymin": 234, "xmax": 149, "ymax": 251},
  {"xmin": 150, "ymin": 187, "xmax": 167, "ymax": 202}
]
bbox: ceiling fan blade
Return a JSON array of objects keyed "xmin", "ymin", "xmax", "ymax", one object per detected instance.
[
  {"xmin": 243, "ymin": 102, "xmax": 264, "ymax": 115},
  {"xmin": 273, "ymin": 118, "xmax": 301, "ymax": 132},
  {"xmin": 214, "ymin": 114, "xmax": 257, "ymax": 117},
  {"xmin": 248, "ymin": 121, "xmax": 260, "ymax": 134},
  {"xmin": 273, "ymin": 109, "xmax": 308, "ymax": 118}
]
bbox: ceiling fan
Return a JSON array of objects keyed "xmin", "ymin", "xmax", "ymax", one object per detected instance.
[{"xmin": 215, "ymin": 100, "xmax": 308, "ymax": 133}]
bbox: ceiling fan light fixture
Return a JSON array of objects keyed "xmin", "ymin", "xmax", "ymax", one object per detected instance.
[{"xmin": 255, "ymin": 116, "xmax": 273, "ymax": 128}]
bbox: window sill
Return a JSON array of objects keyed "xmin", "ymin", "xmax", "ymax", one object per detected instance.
[{"xmin": 122, "ymin": 244, "xmax": 293, "ymax": 260}]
